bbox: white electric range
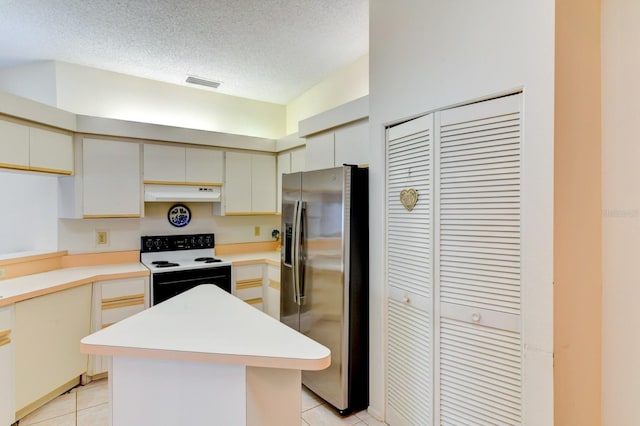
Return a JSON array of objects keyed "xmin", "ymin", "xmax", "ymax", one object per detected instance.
[{"xmin": 140, "ymin": 233, "xmax": 232, "ymax": 305}]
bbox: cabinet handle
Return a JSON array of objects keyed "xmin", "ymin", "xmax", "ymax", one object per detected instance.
[
  {"xmin": 471, "ymin": 312, "xmax": 481, "ymax": 322},
  {"xmin": 403, "ymin": 295, "xmax": 411, "ymax": 304},
  {"xmin": 0, "ymin": 336, "xmax": 10, "ymax": 348}
]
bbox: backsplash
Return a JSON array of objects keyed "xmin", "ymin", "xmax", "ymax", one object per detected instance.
[{"xmin": 58, "ymin": 202, "xmax": 280, "ymax": 254}]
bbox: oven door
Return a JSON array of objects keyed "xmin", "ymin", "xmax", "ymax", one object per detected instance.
[{"xmin": 151, "ymin": 266, "xmax": 231, "ymax": 305}]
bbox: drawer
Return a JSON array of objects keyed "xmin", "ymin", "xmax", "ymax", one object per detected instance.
[
  {"xmin": 234, "ymin": 264, "xmax": 264, "ymax": 281},
  {"xmin": 100, "ymin": 277, "xmax": 147, "ymax": 299},
  {"xmin": 267, "ymin": 264, "xmax": 280, "ymax": 282},
  {"xmin": 101, "ymin": 303, "xmax": 146, "ymax": 327},
  {"xmin": 236, "ymin": 285, "xmax": 263, "ymax": 301}
]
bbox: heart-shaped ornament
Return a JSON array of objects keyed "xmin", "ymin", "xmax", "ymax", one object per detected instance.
[{"xmin": 400, "ymin": 188, "xmax": 419, "ymax": 211}]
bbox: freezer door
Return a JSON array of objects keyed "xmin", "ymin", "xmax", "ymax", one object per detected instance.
[
  {"xmin": 280, "ymin": 172, "xmax": 302, "ymax": 331},
  {"xmin": 299, "ymin": 167, "xmax": 349, "ymax": 410}
]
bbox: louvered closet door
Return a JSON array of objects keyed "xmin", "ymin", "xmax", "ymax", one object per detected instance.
[
  {"xmin": 437, "ymin": 93, "xmax": 523, "ymax": 425},
  {"xmin": 386, "ymin": 114, "xmax": 434, "ymax": 426}
]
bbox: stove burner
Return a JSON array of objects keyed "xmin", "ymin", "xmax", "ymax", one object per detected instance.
[
  {"xmin": 194, "ymin": 257, "xmax": 222, "ymax": 263},
  {"xmin": 152, "ymin": 260, "xmax": 170, "ymax": 265},
  {"xmin": 155, "ymin": 262, "xmax": 180, "ymax": 268}
]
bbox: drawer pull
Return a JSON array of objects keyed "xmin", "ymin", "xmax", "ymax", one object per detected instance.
[
  {"xmin": 0, "ymin": 336, "xmax": 10, "ymax": 347},
  {"xmin": 236, "ymin": 280, "xmax": 262, "ymax": 290},
  {"xmin": 245, "ymin": 297, "xmax": 263, "ymax": 305},
  {"xmin": 102, "ymin": 293, "xmax": 145, "ymax": 304},
  {"xmin": 0, "ymin": 329, "xmax": 10, "ymax": 339},
  {"xmin": 102, "ymin": 299, "xmax": 145, "ymax": 310}
]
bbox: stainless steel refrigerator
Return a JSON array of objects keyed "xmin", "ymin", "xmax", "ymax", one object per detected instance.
[{"xmin": 281, "ymin": 165, "xmax": 368, "ymax": 415}]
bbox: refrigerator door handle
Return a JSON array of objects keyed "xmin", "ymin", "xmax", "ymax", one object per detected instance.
[
  {"xmin": 292, "ymin": 200, "xmax": 305, "ymax": 306},
  {"xmin": 297, "ymin": 201, "xmax": 306, "ymax": 306},
  {"xmin": 292, "ymin": 200, "xmax": 300, "ymax": 305}
]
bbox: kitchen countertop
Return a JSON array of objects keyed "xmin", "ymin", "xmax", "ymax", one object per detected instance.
[
  {"xmin": 0, "ymin": 263, "xmax": 149, "ymax": 307},
  {"xmin": 81, "ymin": 284, "xmax": 329, "ymax": 370},
  {"xmin": 222, "ymin": 250, "xmax": 281, "ymax": 266},
  {"xmin": 0, "ymin": 248, "xmax": 280, "ymax": 308}
]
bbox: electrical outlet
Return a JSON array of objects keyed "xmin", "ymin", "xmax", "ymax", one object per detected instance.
[
  {"xmin": 96, "ymin": 230, "xmax": 109, "ymax": 245},
  {"xmin": 254, "ymin": 226, "xmax": 260, "ymax": 237}
]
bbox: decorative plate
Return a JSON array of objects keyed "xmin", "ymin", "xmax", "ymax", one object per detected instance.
[{"xmin": 167, "ymin": 204, "xmax": 191, "ymax": 228}]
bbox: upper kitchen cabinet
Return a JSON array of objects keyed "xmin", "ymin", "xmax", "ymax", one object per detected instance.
[
  {"xmin": 276, "ymin": 147, "xmax": 305, "ymax": 213},
  {"xmin": 298, "ymin": 97, "xmax": 369, "ymax": 171},
  {"xmin": 221, "ymin": 151, "xmax": 276, "ymax": 215},
  {"xmin": 304, "ymin": 119, "xmax": 369, "ymax": 171},
  {"xmin": 0, "ymin": 117, "xmax": 73, "ymax": 175},
  {"xmin": 143, "ymin": 143, "xmax": 223, "ymax": 185},
  {"xmin": 59, "ymin": 137, "xmax": 142, "ymax": 218}
]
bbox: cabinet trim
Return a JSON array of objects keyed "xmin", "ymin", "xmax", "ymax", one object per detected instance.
[
  {"xmin": 101, "ymin": 294, "xmax": 146, "ymax": 305},
  {"xmin": 83, "ymin": 214, "xmax": 141, "ymax": 219},
  {"xmin": 0, "ymin": 163, "xmax": 30, "ymax": 172},
  {"xmin": 102, "ymin": 299, "xmax": 144, "ymax": 310},
  {"xmin": 245, "ymin": 297, "xmax": 263, "ymax": 305},
  {"xmin": 268, "ymin": 279, "xmax": 280, "ymax": 290},
  {"xmin": 0, "ymin": 329, "xmax": 10, "ymax": 339},
  {"xmin": 236, "ymin": 280, "xmax": 262, "ymax": 290},
  {"xmin": 224, "ymin": 211, "xmax": 277, "ymax": 216},
  {"xmin": 144, "ymin": 180, "xmax": 223, "ymax": 187},
  {"xmin": 29, "ymin": 166, "xmax": 73, "ymax": 175},
  {"xmin": 0, "ymin": 337, "xmax": 10, "ymax": 347}
]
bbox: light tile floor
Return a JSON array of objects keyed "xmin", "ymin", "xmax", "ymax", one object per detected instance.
[{"xmin": 16, "ymin": 379, "xmax": 388, "ymax": 426}]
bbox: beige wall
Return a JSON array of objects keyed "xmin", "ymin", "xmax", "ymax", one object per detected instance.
[
  {"xmin": 602, "ymin": 0, "xmax": 640, "ymax": 424},
  {"xmin": 285, "ymin": 54, "xmax": 369, "ymax": 135},
  {"xmin": 0, "ymin": 61, "xmax": 287, "ymax": 140},
  {"xmin": 554, "ymin": 0, "xmax": 602, "ymax": 424}
]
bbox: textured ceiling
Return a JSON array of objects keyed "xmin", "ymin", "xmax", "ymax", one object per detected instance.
[{"xmin": 0, "ymin": 0, "xmax": 368, "ymax": 104}]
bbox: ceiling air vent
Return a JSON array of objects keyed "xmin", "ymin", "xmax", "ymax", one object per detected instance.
[{"xmin": 185, "ymin": 75, "xmax": 222, "ymax": 89}]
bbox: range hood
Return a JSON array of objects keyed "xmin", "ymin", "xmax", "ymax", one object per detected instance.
[{"xmin": 144, "ymin": 184, "xmax": 221, "ymax": 202}]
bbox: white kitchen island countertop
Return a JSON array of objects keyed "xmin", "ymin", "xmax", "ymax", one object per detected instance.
[
  {"xmin": 80, "ymin": 284, "xmax": 329, "ymax": 370},
  {"xmin": 81, "ymin": 284, "xmax": 329, "ymax": 426}
]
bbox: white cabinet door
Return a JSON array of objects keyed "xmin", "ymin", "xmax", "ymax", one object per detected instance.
[
  {"xmin": 83, "ymin": 138, "xmax": 141, "ymax": 218},
  {"xmin": 252, "ymin": 153, "xmax": 276, "ymax": 214},
  {"xmin": 186, "ymin": 148, "xmax": 223, "ymax": 184},
  {"xmin": 290, "ymin": 148, "xmax": 305, "ymax": 172},
  {"xmin": 29, "ymin": 127, "xmax": 73, "ymax": 174},
  {"xmin": 0, "ymin": 305, "xmax": 15, "ymax": 426},
  {"xmin": 436, "ymin": 94, "xmax": 523, "ymax": 425},
  {"xmin": 265, "ymin": 264, "xmax": 280, "ymax": 320},
  {"xmin": 334, "ymin": 120, "xmax": 368, "ymax": 167},
  {"xmin": 385, "ymin": 113, "xmax": 434, "ymax": 426},
  {"xmin": 143, "ymin": 144, "xmax": 185, "ymax": 183},
  {"xmin": 276, "ymin": 152, "xmax": 291, "ymax": 214},
  {"xmin": 88, "ymin": 277, "xmax": 148, "ymax": 376},
  {"xmin": 225, "ymin": 152, "xmax": 253, "ymax": 214},
  {"xmin": 233, "ymin": 264, "xmax": 265, "ymax": 311},
  {"xmin": 224, "ymin": 152, "xmax": 276, "ymax": 215},
  {"xmin": 304, "ymin": 132, "xmax": 334, "ymax": 171},
  {"xmin": 14, "ymin": 285, "xmax": 92, "ymax": 419},
  {"xmin": 0, "ymin": 119, "xmax": 29, "ymax": 170}
]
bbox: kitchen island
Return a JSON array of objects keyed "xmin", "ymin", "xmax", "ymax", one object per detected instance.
[{"xmin": 80, "ymin": 284, "xmax": 330, "ymax": 426}]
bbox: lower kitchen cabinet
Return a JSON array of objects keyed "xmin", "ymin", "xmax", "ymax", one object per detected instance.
[
  {"xmin": 264, "ymin": 264, "xmax": 280, "ymax": 320},
  {"xmin": 233, "ymin": 264, "xmax": 264, "ymax": 311},
  {"xmin": 88, "ymin": 277, "xmax": 149, "ymax": 376},
  {"xmin": 14, "ymin": 284, "xmax": 92, "ymax": 420},
  {"xmin": 0, "ymin": 305, "xmax": 15, "ymax": 425}
]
